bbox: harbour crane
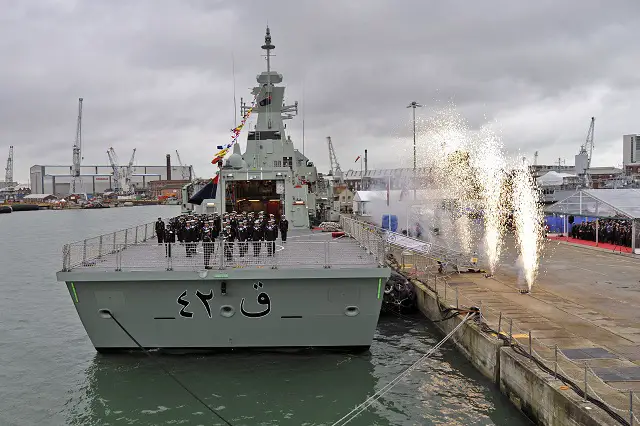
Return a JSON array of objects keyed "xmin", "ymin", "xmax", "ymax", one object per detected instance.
[
  {"xmin": 70, "ymin": 98, "xmax": 84, "ymax": 194},
  {"xmin": 4, "ymin": 145, "xmax": 13, "ymax": 189},
  {"xmin": 576, "ymin": 117, "xmax": 595, "ymax": 188},
  {"xmin": 175, "ymin": 150, "xmax": 191, "ymax": 181},
  {"xmin": 326, "ymin": 136, "xmax": 343, "ymax": 183},
  {"xmin": 124, "ymin": 148, "xmax": 136, "ymax": 193},
  {"xmin": 107, "ymin": 147, "xmax": 121, "ymax": 193}
]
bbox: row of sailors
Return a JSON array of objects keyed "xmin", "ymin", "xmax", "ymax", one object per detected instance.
[{"xmin": 155, "ymin": 213, "xmax": 289, "ymax": 267}]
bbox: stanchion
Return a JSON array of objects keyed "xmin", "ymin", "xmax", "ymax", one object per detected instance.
[
  {"xmin": 630, "ymin": 390, "xmax": 634, "ymax": 426},
  {"xmin": 528, "ymin": 331, "xmax": 532, "ymax": 356},
  {"xmin": 584, "ymin": 362, "xmax": 588, "ymax": 402},
  {"xmin": 455, "ymin": 287, "xmax": 459, "ymax": 310},
  {"xmin": 498, "ymin": 312, "xmax": 502, "ymax": 336},
  {"xmin": 509, "ymin": 319, "xmax": 513, "ymax": 345},
  {"xmin": 554, "ymin": 345, "xmax": 558, "ymax": 379}
]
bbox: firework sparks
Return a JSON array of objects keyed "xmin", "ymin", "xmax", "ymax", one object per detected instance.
[{"xmin": 512, "ymin": 162, "xmax": 545, "ymax": 290}]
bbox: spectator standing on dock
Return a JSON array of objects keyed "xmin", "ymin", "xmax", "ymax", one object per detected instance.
[
  {"xmin": 279, "ymin": 215, "xmax": 289, "ymax": 243},
  {"xmin": 155, "ymin": 217, "xmax": 165, "ymax": 245}
]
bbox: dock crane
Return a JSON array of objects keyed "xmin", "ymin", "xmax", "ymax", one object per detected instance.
[
  {"xmin": 124, "ymin": 148, "xmax": 136, "ymax": 193},
  {"xmin": 576, "ymin": 117, "xmax": 595, "ymax": 188},
  {"xmin": 4, "ymin": 146, "xmax": 13, "ymax": 189},
  {"xmin": 70, "ymin": 98, "xmax": 84, "ymax": 194},
  {"xmin": 326, "ymin": 136, "xmax": 343, "ymax": 183},
  {"xmin": 107, "ymin": 147, "xmax": 121, "ymax": 193},
  {"xmin": 175, "ymin": 150, "xmax": 191, "ymax": 181}
]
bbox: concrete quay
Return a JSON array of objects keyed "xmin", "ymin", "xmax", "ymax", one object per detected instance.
[{"xmin": 391, "ymin": 238, "xmax": 640, "ymax": 425}]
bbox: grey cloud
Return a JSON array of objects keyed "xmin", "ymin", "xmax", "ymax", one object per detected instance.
[{"xmin": 1, "ymin": 0, "xmax": 640, "ymax": 182}]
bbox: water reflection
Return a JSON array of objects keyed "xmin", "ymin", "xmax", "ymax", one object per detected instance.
[{"xmin": 67, "ymin": 317, "xmax": 528, "ymax": 426}]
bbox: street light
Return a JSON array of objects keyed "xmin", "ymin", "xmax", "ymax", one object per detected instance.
[{"xmin": 406, "ymin": 101, "xmax": 423, "ymax": 199}]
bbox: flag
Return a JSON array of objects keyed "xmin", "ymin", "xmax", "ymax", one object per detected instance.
[{"xmin": 355, "ymin": 155, "xmax": 361, "ymax": 162}]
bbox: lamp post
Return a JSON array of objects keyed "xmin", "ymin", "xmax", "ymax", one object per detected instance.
[{"xmin": 406, "ymin": 101, "xmax": 423, "ymax": 199}]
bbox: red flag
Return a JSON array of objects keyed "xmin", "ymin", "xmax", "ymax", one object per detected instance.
[
  {"xmin": 355, "ymin": 155, "xmax": 361, "ymax": 162},
  {"xmin": 212, "ymin": 174, "xmax": 219, "ymax": 185}
]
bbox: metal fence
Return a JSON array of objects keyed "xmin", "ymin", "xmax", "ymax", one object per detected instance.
[
  {"xmin": 340, "ymin": 216, "xmax": 479, "ymax": 271},
  {"xmin": 62, "ymin": 222, "xmax": 157, "ymax": 271},
  {"xmin": 61, "ymin": 224, "xmax": 385, "ymax": 272},
  {"xmin": 342, "ymin": 214, "xmax": 637, "ymax": 425}
]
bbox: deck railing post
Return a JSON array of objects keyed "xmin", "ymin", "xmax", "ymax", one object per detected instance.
[
  {"xmin": 554, "ymin": 345, "xmax": 558, "ymax": 379},
  {"xmin": 509, "ymin": 319, "xmax": 513, "ymax": 345},
  {"xmin": 324, "ymin": 241, "xmax": 330, "ymax": 268},
  {"xmin": 99, "ymin": 235, "xmax": 103, "ymax": 258},
  {"xmin": 498, "ymin": 312, "xmax": 502, "ymax": 336},
  {"xmin": 144, "ymin": 223, "xmax": 148, "ymax": 241},
  {"xmin": 455, "ymin": 287, "xmax": 459, "ymax": 309},
  {"xmin": 135, "ymin": 226, "xmax": 139, "ymax": 244},
  {"xmin": 124, "ymin": 229, "xmax": 129, "ymax": 249},
  {"xmin": 630, "ymin": 391, "xmax": 634, "ymax": 426},
  {"xmin": 219, "ymin": 242, "xmax": 225, "ymax": 269},
  {"xmin": 528, "ymin": 331, "xmax": 532, "ymax": 356},
  {"xmin": 583, "ymin": 362, "xmax": 588, "ymax": 402},
  {"xmin": 112, "ymin": 232, "xmax": 116, "ymax": 253},
  {"xmin": 116, "ymin": 248, "xmax": 122, "ymax": 271},
  {"xmin": 82, "ymin": 239, "xmax": 87, "ymax": 265}
]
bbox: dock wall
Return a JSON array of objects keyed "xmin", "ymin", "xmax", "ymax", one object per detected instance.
[{"xmin": 412, "ymin": 279, "xmax": 617, "ymax": 426}]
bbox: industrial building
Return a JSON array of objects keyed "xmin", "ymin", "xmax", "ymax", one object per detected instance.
[{"xmin": 30, "ymin": 164, "xmax": 191, "ymax": 197}]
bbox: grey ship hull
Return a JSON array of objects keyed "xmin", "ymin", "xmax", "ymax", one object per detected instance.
[{"xmin": 57, "ymin": 267, "xmax": 389, "ymax": 352}]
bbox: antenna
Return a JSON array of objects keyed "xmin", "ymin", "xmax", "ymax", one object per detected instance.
[
  {"xmin": 302, "ymin": 82, "xmax": 305, "ymax": 157},
  {"xmin": 232, "ymin": 53, "xmax": 237, "ymax": 128}
]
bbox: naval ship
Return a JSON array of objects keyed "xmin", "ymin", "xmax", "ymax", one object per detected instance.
[{"xmin": 56, "ymin": 28, "xmax": 390, "ymax": 353}]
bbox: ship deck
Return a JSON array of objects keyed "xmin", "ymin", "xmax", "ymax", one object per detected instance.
[{"xmin": 62, "ymin": 227, "xmax": 384, "ymax": 272}]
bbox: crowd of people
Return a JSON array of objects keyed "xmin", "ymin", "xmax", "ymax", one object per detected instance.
[
  {"xmin": 569, "ymin": 219, "xmax": 633, "ymax": 247},
  {"xmin": 154, "ymin": 211, "xmax": 289, "ymax": 268}
]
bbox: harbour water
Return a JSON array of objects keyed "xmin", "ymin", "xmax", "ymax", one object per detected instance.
[{"xmin": 0, "ymin": 206, "xmax": 529, "ymax": 425}]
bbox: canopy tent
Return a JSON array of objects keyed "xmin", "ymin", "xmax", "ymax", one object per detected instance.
[
  {"xmin": 545, "ymin": 189, "xmax": 640, "ymax": 252},
  {"xmin": 536, "ymin": 171, "xmax": 576, "ymax": 186},
  {"xmin": 545, "ymin": 189, "xmax": 640, "ymax": 220}
]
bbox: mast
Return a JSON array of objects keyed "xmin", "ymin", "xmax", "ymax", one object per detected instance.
[{"xmin": 262, "ymin": 27, "xmax": 275, "ymax": 129}]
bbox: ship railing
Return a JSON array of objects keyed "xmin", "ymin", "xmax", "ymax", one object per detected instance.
[
  {"xmin": 61, "ymin": 240, "xmax": 385, "ymax": 272},
  {"xmin": 339, "ymin": 215, "xmax": 479, "ymax": 271},
  {"xmin": 62, "ymin": 221, "xmax": 157, "ymax": 271}
]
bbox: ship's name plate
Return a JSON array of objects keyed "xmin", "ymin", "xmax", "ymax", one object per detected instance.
[{"xmin": 176, "ymin": 281, "xmax": 270, "ymax": 319}]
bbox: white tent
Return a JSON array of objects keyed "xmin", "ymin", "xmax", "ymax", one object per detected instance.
[{"xmin": 537, "ymin": 171, "xmax": 576, "ymax": 186}]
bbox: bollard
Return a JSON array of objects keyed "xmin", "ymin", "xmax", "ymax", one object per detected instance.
[
  {"xmin": 584, "ymin": 362, "xmax": 588, "ymax": 402},
  {"xmin": 630, "ymin": 391, "xmax": 634, "ymax": 426},
  {"xmin": 528, "ymin": 331, "xmax": 532, "ymax": 356},
  {"xmin": 455, "ymin": 287, "xmax": 459, "ymax": 310},
  {"xmin": 498, "ymin": 312, "xmax": 502, "ymax": 336},
  {"xmin": 554, "ymin": 345, "xmax": 558, "ymax": 379},
  {"xmin": 509, "ymin": 319, "xmax": 513, "ymax": 345}
]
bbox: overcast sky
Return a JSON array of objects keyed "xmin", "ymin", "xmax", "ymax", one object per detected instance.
[{"xmin": 2, "ymin": 0, "xmax": 640, "ymax": 183}]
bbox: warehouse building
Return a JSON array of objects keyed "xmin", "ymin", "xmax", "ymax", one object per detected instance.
[{"xmin": 30, "ymin": 164, "xmax": 191, "ymax": 197}]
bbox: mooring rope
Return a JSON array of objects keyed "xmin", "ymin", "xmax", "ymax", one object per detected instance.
[
  {"xmin": 105, "ymin": 311, "xmax": 235, "ymax": 426},
  {"xmin": 330, "ymin": 312, "xmax": 475, "ymax": 426}
]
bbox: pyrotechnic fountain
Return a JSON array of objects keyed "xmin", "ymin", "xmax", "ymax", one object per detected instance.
[
  {"xmin": 397, "ymin": 105, "xmax": 545, "ymax": 290},
  {"xmin": 511, "ymin": 162, "xmax": 544, "ymax": 291}
]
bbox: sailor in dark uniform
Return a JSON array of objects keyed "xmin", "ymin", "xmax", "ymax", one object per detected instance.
[
  {"xmin": 279, "ymin": 215, "xmax": 289, "ymax": 243},
  {"xmin": 237, "ymin": 220, "xmax": 249, "ymax": 257},
  {"xmin": 202, "ymin": 224, "xmax": 215, "ymax": 269},
  {"xmin": 164, "ymin": 224, "xmax": 175, "ymax": 257},
  {"xmin": 222, "ymin": 221, "xmax": 234, "ymax": 261},
  {"xmin": 155, "ymin": 217, "xmax": 165, "ymax": 245},
  {"xmin": 252, "ymin": 219, "xmax": 263, "ymax": 257},
  {"xmin": 265, "ymin": 219, "xmax": 278, "ymax": 256}
]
